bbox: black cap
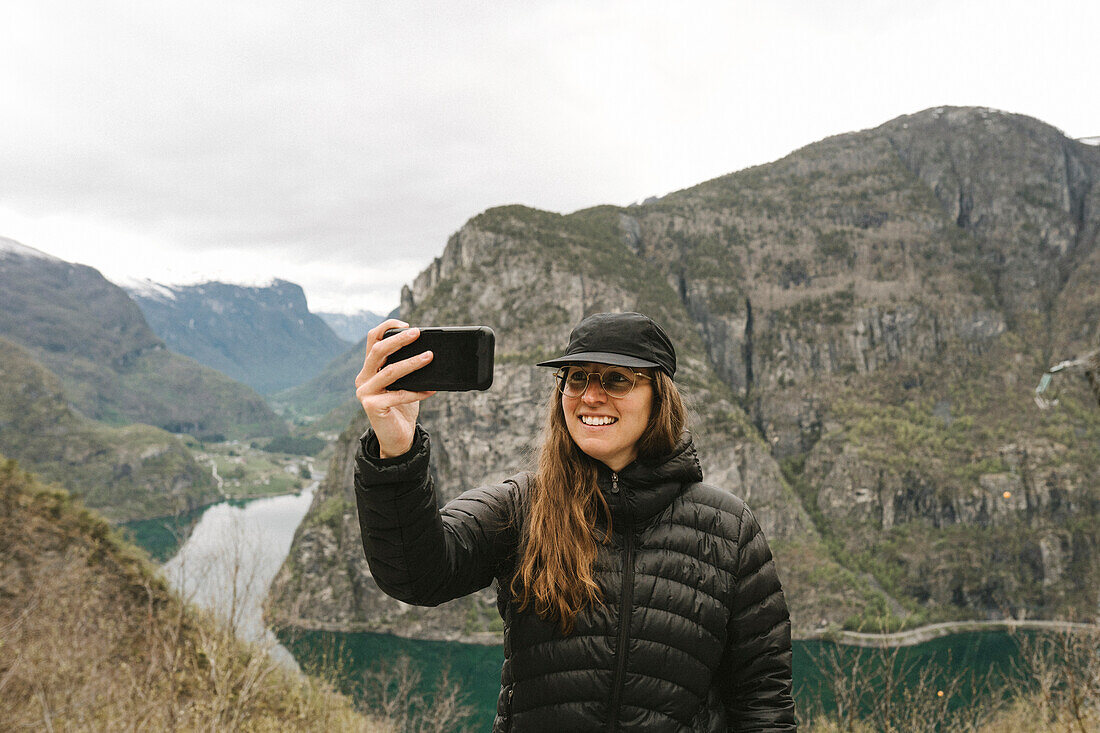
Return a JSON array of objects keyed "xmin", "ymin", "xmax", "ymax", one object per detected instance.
[{"xmin": 536, "ymin": 312, "xmax": 676, "ymax": 377}]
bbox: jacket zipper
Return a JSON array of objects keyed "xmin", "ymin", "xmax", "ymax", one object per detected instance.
[{"xmin": 607, "ymin": 472, "xmax": 633, "ymax": 733}]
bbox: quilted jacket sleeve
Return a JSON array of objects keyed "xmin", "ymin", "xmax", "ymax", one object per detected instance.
[
  {"xmin": 717, "ymin": 504, "xmax": 796, "ymax": 732},
  {"xmin": 353, "ymin": 424, "xmax": 521, "ymax": 606}
]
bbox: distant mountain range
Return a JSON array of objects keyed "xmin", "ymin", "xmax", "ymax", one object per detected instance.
[
  {"xmin": 316, "ymin": 310, "xmax": 390, "ymax": 343},
  {"xmin": 0, "ymin": 238, "xmax": 394, "ymax": 520},
  {"xmin": 274, "ymin": 308, "xmax": 394, "ymax": 426},
  {"xmin": 125, "ymin": 279, "xmax": 351, "ymax": 394},
  {"xmin": 0, "ymin": 239, "xmax": 298, "ymax": 519},
  {"xmin": 0, "ymin": 239, "xmax": 285, "ymax": 441},
  {"xmin": 270, "ymin": 335, "xmax": 367, "ymax": 424}
]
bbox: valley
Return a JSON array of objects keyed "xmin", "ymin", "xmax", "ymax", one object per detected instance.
[{"xmin": 0, "ymin": 105, "xmax": 1097, "ymax": 731}]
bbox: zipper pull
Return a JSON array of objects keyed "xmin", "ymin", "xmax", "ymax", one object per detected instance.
[{"xmin": 611, "ymin": 472, "xmax": 619, "ymax": 494}]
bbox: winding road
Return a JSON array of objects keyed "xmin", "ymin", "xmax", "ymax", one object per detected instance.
[{"xmin": 806, "ymin": 619, "xmax": 1099, "ymax": 648}]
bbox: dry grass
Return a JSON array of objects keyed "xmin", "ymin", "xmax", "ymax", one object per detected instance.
[
  {"xmin": 0, "ymin": 459, "xmax": 385, "ymax": 732},
  {"xmin": 979, "ymin": 628, "xmax": 1100, "ymax": 733}
]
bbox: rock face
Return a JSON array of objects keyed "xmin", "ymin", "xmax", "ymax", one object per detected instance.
[
  {"xmin": 128, "ymin": 280, "xmax": 351, "ymax": 394},
  {"xmin": 0, "ymin": 242, "xmax": 286, "ymax": 440},
  {"xmin": 271, "ymin": 107, "xmax": 1100, "ymax": 639}
]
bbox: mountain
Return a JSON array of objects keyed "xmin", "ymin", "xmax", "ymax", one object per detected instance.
[
  {"xmin": 270, "ymin": 107, "xmax": 1100, "ymax": 640},
  {"xmin": 126, "ymin": 279, "xmax": 351, "ymax": 394},
  {"xmin": 317, "ymin": 310, "xmax": 390, "ymax": 343},
  {"xmin": 273, "ymin": 311, "xmax": 394, "ymax": 424},
  {"xmin": 0, "ymin": 240, "xmax": 285, "ymax": 440},
  {"xmin": 0, "ymin": 337, "xmax": 219, "ymax": 521},
  {"xmin": 271, "ymin": 337, "xmax": 367, "ymax": 423}
]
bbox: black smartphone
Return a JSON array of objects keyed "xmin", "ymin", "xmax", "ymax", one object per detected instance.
[{"xmin": 382, "ymin": 326, "xmax": 495, "ymax": 392}]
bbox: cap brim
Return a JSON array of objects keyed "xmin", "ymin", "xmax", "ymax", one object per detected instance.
[{"xmin": 536, "ymin": 351, "xmax": 661, "ymax": 369}]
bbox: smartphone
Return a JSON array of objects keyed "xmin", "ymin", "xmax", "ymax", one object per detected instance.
[{"xmin": 382, "ymin": 326, "xmax": 495, "ymax": 392}]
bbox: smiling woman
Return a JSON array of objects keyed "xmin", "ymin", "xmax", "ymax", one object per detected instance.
[
  {"xmin": 556, "ymin": 363, "xmax": 654, "ymax": 471},
  {"xmin": 352, "ymin": 312, "xmax": 794, "ymax": 732}
]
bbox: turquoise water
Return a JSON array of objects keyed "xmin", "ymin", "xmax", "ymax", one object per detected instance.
[
  {"xmin": 793, "ymin": 632, "xmax": 1023, "ymax": 718},
  {"xmin": 277, "ymin": 628, "xmax": 1028, "ymax": 729},
  {"xmin": 278, "ymin": 628, "xmax": 505, "ymax": 724},
  {"xmin": 121, "ymin": 504, "xmax": 213, "ymax": 561}
]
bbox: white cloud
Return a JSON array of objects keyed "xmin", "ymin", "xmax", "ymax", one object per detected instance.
[{"xmin": 0, "ymin": 0, "xmax": 1097, "ymax": 312}]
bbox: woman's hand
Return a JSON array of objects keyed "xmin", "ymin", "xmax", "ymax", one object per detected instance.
[{"xmin": 354, "ymin": 319, "xmax": 436, "ymax": 458}]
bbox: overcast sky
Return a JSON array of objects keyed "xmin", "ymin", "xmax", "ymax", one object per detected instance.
[{"xmin": 1, "ymin": 1, "xmax": 1097, "ymax": 314}]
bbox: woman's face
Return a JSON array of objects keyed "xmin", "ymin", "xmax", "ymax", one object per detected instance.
[{"xmin": 561, "ymin": 362, "xmax": 654, "ymax": 472}]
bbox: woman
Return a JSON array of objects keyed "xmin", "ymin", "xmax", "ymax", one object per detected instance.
[{"xmin": 354, "ymin": 312, "xmax": 795, "ymax": 732}]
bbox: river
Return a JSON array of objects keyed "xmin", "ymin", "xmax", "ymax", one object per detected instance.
[{"xmin": 126, "ymin": 483, "xmax": 317, "ymax": 670}]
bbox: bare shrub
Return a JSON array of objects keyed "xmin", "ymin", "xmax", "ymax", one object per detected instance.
[
  {"xmin": 289, "ymin": 629, "xmax": 476, "ymax": 733},
  {"xmin": 995, "ymin": 627, "xmax": 1100, "ymax": 733},
  {"xmin": 802, "ymin": 626, "xmax": 1100, "ymax": 733},
  {"xmin": 162, "ymin": 509, "xmax": 266, "ymax": 639},
  {"xmin": 359, "ymin": 654, "xmax": 476, "ymax": 733},
  {"xmin": 801, "ymin": 642, "xmax": 1000, "ymax": 733}
]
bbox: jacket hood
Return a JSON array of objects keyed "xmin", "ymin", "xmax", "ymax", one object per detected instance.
[{"xmin": 597, "ymin": 432, "xmax": 702, "ymax": 527}]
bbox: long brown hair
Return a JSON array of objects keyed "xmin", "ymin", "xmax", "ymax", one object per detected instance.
[{"xmin": 511, "ymin": 369, "xmax": 687, "ymax": 633}]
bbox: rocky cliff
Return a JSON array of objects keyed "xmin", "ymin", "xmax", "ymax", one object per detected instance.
[{"xmin": 270, "ymin": 107, "xmax": 1100, "ymax": 639}]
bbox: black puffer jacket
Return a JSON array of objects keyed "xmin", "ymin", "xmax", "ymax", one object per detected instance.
[{"xmin": 355, "ymin": 426, "xmax": 795, "ymax": 732}]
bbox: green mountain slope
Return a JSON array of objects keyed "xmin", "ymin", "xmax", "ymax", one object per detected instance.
[
  {"xmin": 0, "ymin": 240, "xmax": 286, "ymax": 440},
  {"xmin": 271, "ymin": 336, "xmax": 367, "ymax": 422},
  {"xmin": 0, "ymin": 337, "xmax": 221, "ymax": 521},
  {"xmin": 317, "ymin": 309, "xmax": 389, "ymax": 343}
]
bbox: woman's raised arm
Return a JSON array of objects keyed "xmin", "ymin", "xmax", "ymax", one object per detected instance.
[{"xmin": 354, "ymin": 425, "xmax": 523, "ymax": 606}]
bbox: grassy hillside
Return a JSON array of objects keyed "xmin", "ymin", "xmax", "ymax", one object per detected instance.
[
  {"xmin": 0, "ymin": 458, "xmax": 379, "ymax": 731},
  {"xmin": 0, "ymin": 338, "xmax": 222, "ymax": 522}
]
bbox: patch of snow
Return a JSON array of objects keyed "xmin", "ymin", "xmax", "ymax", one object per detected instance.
[
  {"xmin": 0, "ymin": 237, "xmax": 63, "ymax": 262},
  {"xmin": 116, "ymin": 276, "xmax": 180, "ymax": 302},
  {"xmin": 191, "ymin": 277, "xmax": 282, "ymax": 290},
  {"xmin": 1079, "ymin": 136, "xmax": 1100, "ymax": 146},
  {"xmin": 114, "ymin": 275, "xmax": 288, "ymax": 299},
  {"xmin": 204, "ymin": 278, "xmax": 278, "ymax": 290}
]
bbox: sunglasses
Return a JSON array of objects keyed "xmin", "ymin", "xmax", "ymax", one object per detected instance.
[{"xmin": 554, "ymin": 365, "xmax": 652, "ymax": 399}]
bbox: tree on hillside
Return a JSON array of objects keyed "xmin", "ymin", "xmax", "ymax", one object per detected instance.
[{"xmin": 1035, "ymin": 347, "xmax": 1100, "ymax": 409}]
